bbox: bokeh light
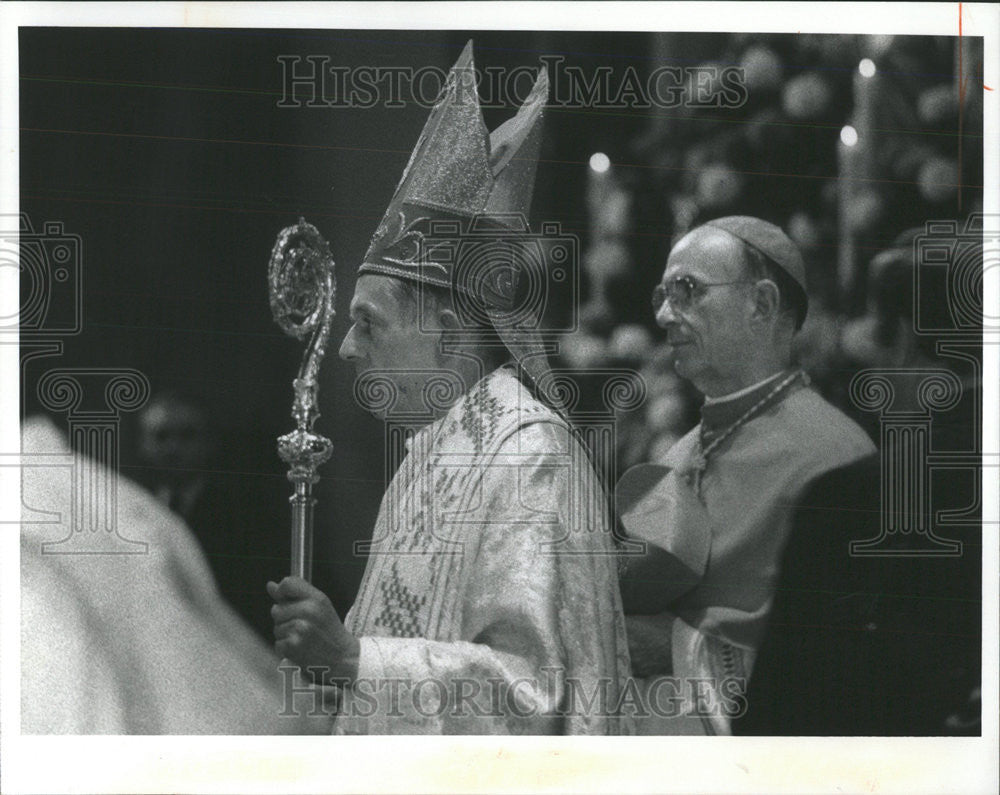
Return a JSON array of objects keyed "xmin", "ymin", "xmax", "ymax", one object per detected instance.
[{"xmin": 589, "ymin": 152, "xmax": 611, "ymax": 173}]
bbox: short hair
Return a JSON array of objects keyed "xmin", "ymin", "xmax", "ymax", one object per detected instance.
[{"xmin": 740, "ymin": 244, "xmax": 808, "ymax": 330}]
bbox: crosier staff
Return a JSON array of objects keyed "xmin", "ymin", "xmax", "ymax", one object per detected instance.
[{"xmin": 268, "ymin": 218, "xmax": 336, "ymax": 582}]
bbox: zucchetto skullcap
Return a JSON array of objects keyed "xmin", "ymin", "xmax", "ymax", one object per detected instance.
[{"xmin": 703, "ymin": 215, "xmax": 808, "ymax": 314}]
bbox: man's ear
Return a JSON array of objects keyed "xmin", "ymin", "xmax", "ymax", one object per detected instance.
[{"xmin": 751, "ymin": 279, "xmax": 781, "ymax": 322}]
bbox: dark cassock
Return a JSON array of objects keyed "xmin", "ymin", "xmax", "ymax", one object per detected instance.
[{"xmin": 734, "ymin": 435, "xmax": 980, "ymax": 735}]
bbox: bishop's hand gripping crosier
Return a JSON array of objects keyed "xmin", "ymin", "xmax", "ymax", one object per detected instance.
[{"xmin": 268, "ymin": 218, "xmax": 336, "ymax": 582}]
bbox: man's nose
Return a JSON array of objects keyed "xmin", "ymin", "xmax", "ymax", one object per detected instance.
[
  {"xmin": 338, "ymin": 327, "xmax": 359, "ymax": 362},
  {"xmin": 655, "ymin": 298, "xmax": 678, "ymax": 329}
]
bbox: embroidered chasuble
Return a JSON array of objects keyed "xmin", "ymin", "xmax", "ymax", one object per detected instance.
[
  {"xmin": 620, "ymin": 374, "xmax": 876, "ymax": 734},
  {"xmin": 335, "ymin": 367, "xmax": 631, "ymax": 734}
]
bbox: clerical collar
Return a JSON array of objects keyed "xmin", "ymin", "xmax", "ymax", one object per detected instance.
[
  {"xmin": 704, "ymin": 370, "xmax": 788, "ymax": 406},
  {"xmin": 700, "ymin": 369, "xmax": 797, "ymax": 438},
  {"xmin": 687, "ymin": 369, "xmax": 806, "ymax": 499}
]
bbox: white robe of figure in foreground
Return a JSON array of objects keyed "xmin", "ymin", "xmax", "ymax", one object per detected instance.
[{"xmin": 20, "ymin": 415, "xmax": 330, "ymax": 734}]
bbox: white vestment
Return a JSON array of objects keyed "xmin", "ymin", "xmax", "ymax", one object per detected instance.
[
  {"xmin": 20, "ymin": 416, "xmax": 329, "ymax": 734},
  {"xmin": 335, "ymin": 367, "xmax": 632, "ymax": 734}
]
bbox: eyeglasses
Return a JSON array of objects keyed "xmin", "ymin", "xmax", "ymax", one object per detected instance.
[{"xmin": 651, "ymin": 276, "xmax": 754, "ymax": 313}]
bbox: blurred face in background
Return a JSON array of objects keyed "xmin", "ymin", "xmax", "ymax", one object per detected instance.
[
  {"xmin": 137, "ymin": 397, "xmax": 211, "ymax": 484},
  {"xmin": 653, "ymin": 227, "xmax": 757, "ymax": 396},
  {"xmin": 338, "ymin": 274, "xmax": 447, "ymax": 420}
]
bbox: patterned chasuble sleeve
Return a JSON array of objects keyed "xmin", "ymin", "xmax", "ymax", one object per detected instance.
[{"xmin": 335, "ymin": 368, "xmax": 631, "ymax": 734}]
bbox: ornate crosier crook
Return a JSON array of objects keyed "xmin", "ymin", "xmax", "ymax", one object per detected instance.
[{"xmin": 268, "ymin": 218, "xmax": 336, "ymax": 582}]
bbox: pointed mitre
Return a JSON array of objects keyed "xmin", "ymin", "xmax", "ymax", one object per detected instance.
[
  {"xmin": 358, "ymin": 40, "xmax": 548, "ymax": 289},
  {"xmin": 357, "ymin": 42, "xmax": 562, "ymax": 399}
]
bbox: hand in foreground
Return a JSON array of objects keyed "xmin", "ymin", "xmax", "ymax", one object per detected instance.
[{"xmin": 267, "ymin": 576, "xmax": 360, "ymax": 685}]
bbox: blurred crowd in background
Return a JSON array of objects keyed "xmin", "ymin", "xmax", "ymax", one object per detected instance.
[{"xmin": 553, "ymin": 33, "xmax": 983, "ymax": 468}]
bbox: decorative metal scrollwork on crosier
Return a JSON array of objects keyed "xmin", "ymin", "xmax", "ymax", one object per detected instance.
[{"xmin": 269, "ymin": 218, "xmax": 336, "ymax": 581}]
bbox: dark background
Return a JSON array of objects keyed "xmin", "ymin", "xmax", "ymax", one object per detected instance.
[
  {"xmin": 18, "ymin": 28, "xmax": 664, "ymax": 618},
  {"xmin": 19, "ymin": 27, "xmax": 982, "ymax": 644}
]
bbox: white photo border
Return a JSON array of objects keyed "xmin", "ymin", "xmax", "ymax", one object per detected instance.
[{"xmin": 1, "ymin": 3, "xmax": 997, "ymax": 793}]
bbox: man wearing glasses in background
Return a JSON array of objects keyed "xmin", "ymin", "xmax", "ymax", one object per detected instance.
[{"xmin": 616, "ymin": 216, "xmax": 875, "ymax": 734}]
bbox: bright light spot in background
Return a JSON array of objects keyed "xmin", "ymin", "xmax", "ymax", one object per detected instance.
[
  {"xmin": 858, "ymin": 59, "xmax": 877, "ymax": 78},
  {"xmin": 840, "ymin": 125, "xmax": 859, "ymax": 147},
  {"xmin": 589, "ymin": 152, "xmax": 611, "ymax": 173}
]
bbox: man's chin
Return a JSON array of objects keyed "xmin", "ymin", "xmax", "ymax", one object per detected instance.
[{"xmin": 671, "ymin": 351, "xmax": 700, "ymax": 383}]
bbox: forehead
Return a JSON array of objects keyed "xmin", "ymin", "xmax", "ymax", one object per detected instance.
[
  {"xmin": 662, "ymin": 227, "xmax": 746, "ymax": 282},
  {"xmin": 350, "ymin": 275, "xmax": 408, "ymax": 316}
]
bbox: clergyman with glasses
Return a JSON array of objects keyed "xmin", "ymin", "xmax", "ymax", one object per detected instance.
[{"xmin": 616, "ymin": 215, "xmax": 875, "ymax": 734}]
